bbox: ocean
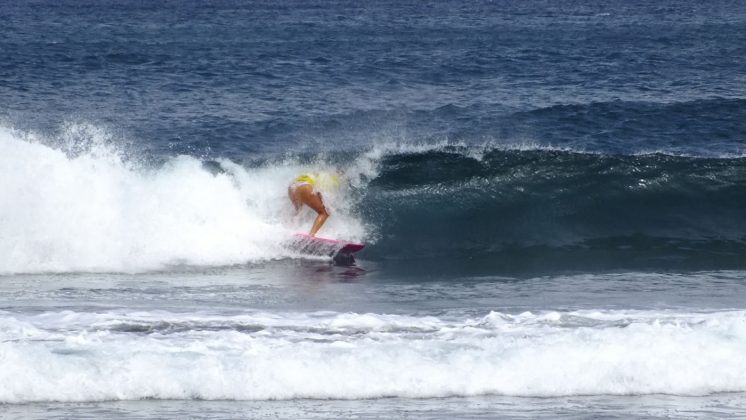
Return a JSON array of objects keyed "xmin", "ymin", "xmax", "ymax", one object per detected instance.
[{"xmin": 2, "ymin": 0, "xmax": 746, "ymax": 418}]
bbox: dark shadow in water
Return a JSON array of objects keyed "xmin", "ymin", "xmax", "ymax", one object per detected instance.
[{"xmin": 265, "ymin": 258, "xmax": 369, "ymax": 284}]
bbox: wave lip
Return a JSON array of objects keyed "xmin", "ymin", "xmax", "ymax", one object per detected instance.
[{"xmin": 1, "ymin": 309, "xmax": 745, "ymax": 402}]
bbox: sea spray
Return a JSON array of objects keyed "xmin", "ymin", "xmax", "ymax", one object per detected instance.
[{"xmin": 0, "ymin": 125, "xmax": 368, "ymax": 273}]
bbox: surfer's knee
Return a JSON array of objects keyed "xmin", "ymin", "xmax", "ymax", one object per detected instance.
[
  {"xmin": 317, "ymin": 202, "xmax": 330, "ymax": 220},
  {"xmin": 302, "ymin": 190, "xmax": 326, "ymax": 215}
]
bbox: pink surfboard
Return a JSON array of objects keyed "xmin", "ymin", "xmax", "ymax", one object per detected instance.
[{"xmin": 292, "ymin": 233, "xmax": 365, "ymax": 257}]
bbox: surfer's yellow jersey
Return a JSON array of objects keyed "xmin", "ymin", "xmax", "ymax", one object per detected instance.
[
  {"xmin": 294, "ymin": 174, "xmax": 317, "ymax": 186},
  {"xmin": 295, "ymin": 172, "xmax": 340, "ymax": 191}
]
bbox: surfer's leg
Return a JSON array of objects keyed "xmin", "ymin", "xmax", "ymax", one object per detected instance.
[
  {"xmin": 309, "ymin": 210, "xmax": 329, "ymax": 236},
  {"xmin": 298, "ymin": 184, "xmax": 329, "ymax": 236}
]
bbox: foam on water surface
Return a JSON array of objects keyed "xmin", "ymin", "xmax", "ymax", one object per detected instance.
[{"xmin": 1, "ymin": 308, "xmax": 745, "ymax": 403}]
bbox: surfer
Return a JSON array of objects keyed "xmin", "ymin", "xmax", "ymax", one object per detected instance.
[{"xmin": 288, "ymin": 174, "xmax": 329, "ymax": 236}]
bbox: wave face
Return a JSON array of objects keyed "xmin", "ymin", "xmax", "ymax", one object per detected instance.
[
  {"xmin": 362, "ymin": 146, "xmax": 746, "ymax": 271},
  {"xmin": 1, "ymin": 308, "xmax": 745, "ymax": 402}
]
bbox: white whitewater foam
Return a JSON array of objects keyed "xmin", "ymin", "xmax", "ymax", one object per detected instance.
[
  {"xmin": 0, "ymin": 308, "xmax": 745, "ymax": 402},
  {"xmin": 0, "ymin": 124, "xmax": 367, "ymax": 273}
]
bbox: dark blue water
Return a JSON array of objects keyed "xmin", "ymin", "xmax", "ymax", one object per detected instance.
[
  {"xmin": 3, "ymin": 0, "xmax": 746, "ymax": 155},
  {"xmin": 2, "ymin": 1, "xmax": 746, "ymax": 418}
]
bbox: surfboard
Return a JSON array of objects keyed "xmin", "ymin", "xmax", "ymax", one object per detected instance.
[{"xmin": 291, "ymin": 233, "xmax": 365, "ymax": 263}]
